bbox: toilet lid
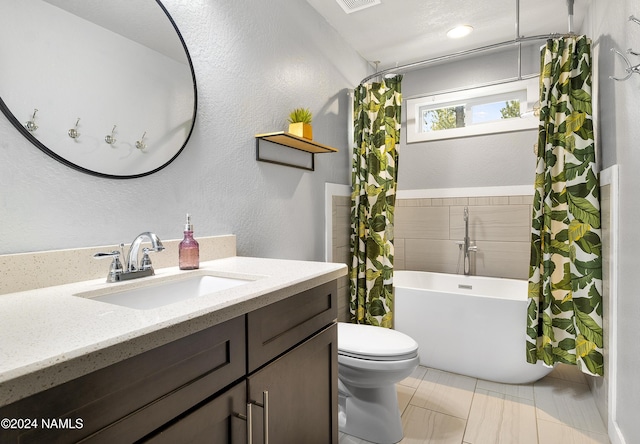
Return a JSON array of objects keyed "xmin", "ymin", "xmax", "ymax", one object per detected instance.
[{"xmin": 338, "ymin": 322, "xmax": 418, "ymax": 361}]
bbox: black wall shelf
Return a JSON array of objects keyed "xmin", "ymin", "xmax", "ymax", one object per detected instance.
[{"xmin": 255, "ymin": 132, "xmax": 338, "ymax": 171}]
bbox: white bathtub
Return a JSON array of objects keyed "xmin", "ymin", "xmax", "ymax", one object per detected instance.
[{"xmin": 394, "ymin": 270, "xmax": 553, "ymax": 384}]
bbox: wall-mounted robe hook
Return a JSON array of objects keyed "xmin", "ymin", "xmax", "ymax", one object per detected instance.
[
  {"xmin": 105, "ymin": 125, "xmax": 117, "ymax": 144},
  {"xmin": 24, "ymin": 109, "xmax": 38, "ymax": 132},
  {"xmin": 610, "ymin": 48, "xmax": 640, "ymax": 81},
  {"xmin": 611, "ymin": 15, "xmax": 640, "ymax": 81},
  {"xmin": 68, "ymin": 118, "xmax": 81, "ymax": 139},
  {"xmin": 135, "ymin": 131, "xmax": 147, "ymax": 150}
]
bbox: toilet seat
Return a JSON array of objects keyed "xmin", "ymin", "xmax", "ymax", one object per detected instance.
[{"xmin": 338, "ymin": 322, "xmax": 418, "ymax": 361}]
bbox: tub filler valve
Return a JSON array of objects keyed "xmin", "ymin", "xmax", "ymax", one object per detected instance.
[{"xmin": 455, "ymin": 207, "xmax": 478, "ymax": 276}]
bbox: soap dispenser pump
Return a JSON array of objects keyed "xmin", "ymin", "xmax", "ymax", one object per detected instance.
[{"xmin": 179, "ymin": 213, "xmax": 199, "ymax": 270}]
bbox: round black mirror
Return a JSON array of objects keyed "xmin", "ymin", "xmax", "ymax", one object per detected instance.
[{"xmin": 0, "ymin": 0, "xmax": 197, "ymax": 178}]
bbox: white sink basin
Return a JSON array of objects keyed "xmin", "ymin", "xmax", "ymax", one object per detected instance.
[{"xmin": 78, "ymin": 275, "xmax": 252, "ymax": 310}]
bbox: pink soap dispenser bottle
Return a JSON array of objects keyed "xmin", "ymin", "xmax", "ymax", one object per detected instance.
[{"xmin": 179, "ymin": 213, "xmax": 199, "ymax": 270}]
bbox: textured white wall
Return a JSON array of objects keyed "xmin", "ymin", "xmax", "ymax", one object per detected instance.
[
  {"xmin": 397, "ymin": 44, "xmax": 540, "ymax": 191},
  {"xmin": 587, "ymin": 1, "xmax": 640, "ymax": 443},
  {"xmin": 0, "ymin": 0, "xmax": 370, "ymax": 259}
]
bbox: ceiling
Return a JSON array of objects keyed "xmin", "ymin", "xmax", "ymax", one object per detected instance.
[{"xmin": 305, "ymin": 0, "xmax": 591, "ymax": 71}]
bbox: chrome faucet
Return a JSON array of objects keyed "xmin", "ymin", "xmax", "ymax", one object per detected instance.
[
  {"xmin": 94, "ymin": 232, "xmax": 164, "ymax": 282},
  {"xmin": 126, "ymin": 232, "xmax": 165, "ymax": 272},
  {"xmin": 459, "ymin": 207, "xmax": 478, "ymax": 276}
]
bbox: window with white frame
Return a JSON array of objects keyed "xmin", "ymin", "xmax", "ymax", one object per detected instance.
[{"xmin": 406, "ymin": 77, "xmax": 539, "ymax": 143}]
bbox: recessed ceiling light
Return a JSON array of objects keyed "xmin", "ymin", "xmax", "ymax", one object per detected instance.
[{"xmin": 446, "ymin": 25, "xmax": 474, "ymax": 39}]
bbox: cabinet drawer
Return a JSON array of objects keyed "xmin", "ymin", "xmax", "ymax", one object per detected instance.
[
  {"xmin": 0, "ymin": 316, "xmax": 245, "ymax": 444},
  {"xmin": 247, "ymin": 280, "xmax": 337, "ymax": 373}
]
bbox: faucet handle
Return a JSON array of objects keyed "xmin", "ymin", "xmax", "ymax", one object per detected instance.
[
  {"xmin": 140, "ymin": 248, "xmax": 154, "ymax": 271},
  {"xmin": 94, "ymin": 251, "xmax": 123, "ymax": 283},
  {"xmin": 93, "ymin": 251, "xmax": 120, "ymax": 259}
]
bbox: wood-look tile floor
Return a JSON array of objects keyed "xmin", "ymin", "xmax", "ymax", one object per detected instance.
[{"xmin": 339, "ymin": 364, "xmax": 610, "ymax": 444}]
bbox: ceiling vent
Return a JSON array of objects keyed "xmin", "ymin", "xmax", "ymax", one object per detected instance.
[{"xmin": 335, "ymin": 0, "xmax": 381, "ymax": 14}]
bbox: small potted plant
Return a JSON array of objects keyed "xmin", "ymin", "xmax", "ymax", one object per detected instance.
[{"xmin": 287, "ymin": 108, "xmax": 313, "ymax": 140}]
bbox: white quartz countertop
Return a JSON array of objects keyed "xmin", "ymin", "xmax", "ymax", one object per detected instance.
[{"xmin": 0, "ymin": 256, "xmax": 347, "ymax": 407}]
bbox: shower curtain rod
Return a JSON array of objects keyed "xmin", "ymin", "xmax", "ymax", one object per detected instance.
[
  {"xmin": 359, "ymin": 33, "xmax": 571, "ymax": 85},
  {"xmin": 360, "ymin": 0, "xmax": 576, "ymax": 85}
]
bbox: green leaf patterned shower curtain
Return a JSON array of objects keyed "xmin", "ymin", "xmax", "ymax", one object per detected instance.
[
  {"xmin": 349, "ymin": 76, "xmax": 402, "ymax": 327},
  {"xmin": 526, "ymin": 36, "xmax": 604, "ymax": 376}
]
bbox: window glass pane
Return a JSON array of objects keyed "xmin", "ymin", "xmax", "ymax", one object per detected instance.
[
  {"xmin": 469, "ymin": 99, "xmax": 521, "ymax": 124},
  {"xmin": 421, "ymin": 104, "xmax": 465, "ymax": 132}
]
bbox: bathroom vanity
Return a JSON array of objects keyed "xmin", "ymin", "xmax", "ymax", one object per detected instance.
[{"xmin": 0, "ymin": 256, "xmax": 345, "ymax": 443}]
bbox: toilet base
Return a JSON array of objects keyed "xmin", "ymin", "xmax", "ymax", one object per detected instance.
[{"xmin": 338, "ymin": 384, "xmax": 404, "ymax": 444}]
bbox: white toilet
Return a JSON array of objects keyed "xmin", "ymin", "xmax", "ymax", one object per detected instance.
[{"xmin": 337, "ymin": 322, "xmax": 419, "ymax": 444}]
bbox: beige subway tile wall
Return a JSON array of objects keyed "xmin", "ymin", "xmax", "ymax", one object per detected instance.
[{"xmin": 395, "ymin": 196, "xmax": 533, "ymax": 279}]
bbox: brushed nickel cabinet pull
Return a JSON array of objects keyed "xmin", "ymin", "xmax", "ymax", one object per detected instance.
[
  {"xmin": 235, "ymin": 390, "xmax": 268, "ymax": 443},
  {"xmin": 253, "ymin": 391, "xmax": 269, "ymax": 444}
]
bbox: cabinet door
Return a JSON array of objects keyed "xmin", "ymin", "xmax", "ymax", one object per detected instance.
[
  {"xmin": 143, "ymin": 382, "xmax": 247, "ymax": 444},
  {"xmin": 247, "ymin": 324, "xmax": 338, "ymax": 444}
]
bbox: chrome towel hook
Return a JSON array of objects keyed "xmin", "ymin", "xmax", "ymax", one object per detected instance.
[
  {"xmin": 105, "ymin": 125, "xmax": 117, "ymax": 145},
  {"xmin": 135, "ymin": 131, "xmax": 147, "ymax": 150},
  {"xmin": 68, "ymin": 118, "xmax": 81, "ymax": 139},
  {"xmin": 610, "ymin": 15, "xmax": 640, "ymax": 81},
  {"xmin": 610, "ymin": 48, "xmax": 640, "ymax": 81},
  {"xmin": 24, "ymin": 108, "xmax": 38, "ymax": 132}
]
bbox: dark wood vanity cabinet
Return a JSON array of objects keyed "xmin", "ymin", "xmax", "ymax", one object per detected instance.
[
  {"xmin": 147, "ymin": 279, "xmax": 338, "ymax": 444},
  {"xmin": 0, "ymin": 279, "xmax": 338, "ymax": 444}
]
